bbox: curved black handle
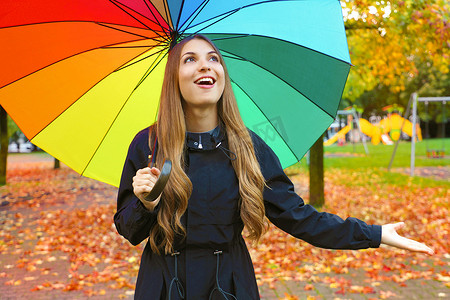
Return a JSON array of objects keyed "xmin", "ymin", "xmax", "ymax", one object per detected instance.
[{"xmin": 143, "ymin": 159, "xmax": 172, "ymax": 202}]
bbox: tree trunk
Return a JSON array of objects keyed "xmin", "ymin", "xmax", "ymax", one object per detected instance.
[
  {"xmin": 54, "ymin": 158, "xmax": 60, "ymax": 169},
  {"xmin": 0, "ymin": 106, "xmax": 7, "ymax": 186},
  {"xmin": 309, "ymin": 133, "xmax": 324, "ymax": 208}
]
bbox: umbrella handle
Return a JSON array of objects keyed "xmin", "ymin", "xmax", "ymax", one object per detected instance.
[{"xmin": 143, "ymin": 159, "xmax": 172, "ymax": 202}]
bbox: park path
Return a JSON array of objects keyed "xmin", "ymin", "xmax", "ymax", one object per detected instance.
[{"xmin": 0, "ymin": 153, "xmax": 448, "ymax": 299}]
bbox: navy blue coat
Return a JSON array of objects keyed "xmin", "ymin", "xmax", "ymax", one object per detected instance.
[{"xmin": 114, "ymin": 126, "xmax": 381, "ymax": 300}]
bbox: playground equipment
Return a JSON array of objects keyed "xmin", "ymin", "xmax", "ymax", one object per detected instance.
[
  {"xmin": 358, "ymin": 118, "xmax": 385, "ymax": 145},
  {"xmin": 424, "ymin": 100, "xmax": 447, "ymax": 158},
  {"xmin": 379, "ymin": 113, "xmax": 422, "ymax": 142},
  {"xmin": 324, "ymin": 108, "xmax": 369, "ymax": 153},
  {"xmin": 388, "ymin": 93, "xmax": 449, "ymax": 176},
  {"xmin": 324, "ymin": 124, "xmax": 350, "ymax": 146},
  {"xmin": 325, "ymin": 112, "xmax": 422, "ymax": 146},
  {"xmin": 410, "ymin": 94, "xmax": 449, "ymax": 175}
]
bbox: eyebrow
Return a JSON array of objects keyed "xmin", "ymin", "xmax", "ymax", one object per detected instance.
[{"xmin": 181, "ymin": 50, "xmax": 218, "ymax": 57}]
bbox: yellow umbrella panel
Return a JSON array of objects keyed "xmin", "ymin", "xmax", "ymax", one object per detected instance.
[{"xmin": 2, "ymin": 43, "xmax": 167, "ymax": 186}]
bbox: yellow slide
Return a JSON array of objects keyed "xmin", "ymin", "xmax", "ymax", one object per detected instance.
[
  {"xmin": 380, "ymin": 113, "xmax": 422, "ymax": 141},
  {"xmin": 325, "ymin": 119, "xmax": 388, "ymax": 146},
  {"xmin": 358, "ymin": 118, "xmax": 383, "ymax": 145},
  {"xmin": 324, "ymin": 125, "xmax": 350, "ymax": 146}
]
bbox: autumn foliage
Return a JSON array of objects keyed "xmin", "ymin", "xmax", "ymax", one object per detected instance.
[
  {"xmin": 342, "ymin": 0, "xmax": 449, "ymax": 100},
  {"xmin": 251, "ymin": 169, "xmax": 449, "ymax": 296},
  {"xmin": 1, "ymin": 161, "xmax": 448, "ymax": 298}
]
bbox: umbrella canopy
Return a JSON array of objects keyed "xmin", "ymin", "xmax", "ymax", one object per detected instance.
[{"xmin": 0, "ymin": 0, "xmax": 350, "ymax": 187}]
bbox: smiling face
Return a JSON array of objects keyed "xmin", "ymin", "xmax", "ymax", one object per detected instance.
[{"xmin": 178, "ymin": 38, "xmax": 225, "ymax": 111}]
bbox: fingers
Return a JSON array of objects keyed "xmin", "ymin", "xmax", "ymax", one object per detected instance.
[
  {"xmin": 150, "ymin": 167, "xmax": 161, "ymax": 176},
  {"xmin": 408, "ymin": 240, "xmax": 435, "ymax": 255},
  {"xmin": 133, "ymin": 167, "xmax": 161, "ymax": 200},
  {"xmin": 392, "ymin": 222, "xmax": 405, "ymax": 231},
  {"xmin": 397, "ymin": 235, "xmax": 434, "ymax": 255},
  {"xmin": 135, "ymin": 167, "xmax": 160, "ymax": 181},
  {"xmin": 381, "ymin": 223, "xmax": 434, "ymax": 256}
]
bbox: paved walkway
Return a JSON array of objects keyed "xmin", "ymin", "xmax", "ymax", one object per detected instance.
[{"xmin": 1, "ymin": 153, "xmax": 448, "ymax": 299}]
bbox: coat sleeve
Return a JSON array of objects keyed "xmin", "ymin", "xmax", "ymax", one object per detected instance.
[
  {"xmin": 251, "ymin": 132, "xmax": 381, "ymax": 250},
  {"xmin": 114, "ymin": 128, "xmax": 159, "ymax": 246}
]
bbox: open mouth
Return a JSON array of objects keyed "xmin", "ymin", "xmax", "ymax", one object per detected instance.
[{"xmin": 194, "ymin": 77, "xmax": 215, "ymax": 86}]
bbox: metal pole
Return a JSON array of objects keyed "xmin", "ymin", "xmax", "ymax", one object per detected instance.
[
  {"xmin": 417, "ymin": 97, "xmax": 450, "ymax": 102},
  {"xmin": 410, "ymin": 93, "xmax": 418, "ymax": 176},
  {"xmin": 387, "ymin": 93, "xmax": 414, "ymax": 171},
  {"xmin": 353, "ymin": 109, "xmax": 369, "ymax": 154}
]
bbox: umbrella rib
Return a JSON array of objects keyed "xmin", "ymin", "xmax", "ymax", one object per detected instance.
[
  {"xmin": 182, "ymin": 8, "xmax": 238, "ymax": 39},
  {"xmin": 178, "ymin": 0, "xmax": 212, "ymax": 34},
  {"xmin": 0, "ymin": 36, "xmax": 155, "ymax": 90},
  {"xmin": 208, "ymin": 34, "xmax": 250, "ymax": 43},
  {"xmin": 181, "ymin": 0, "xmax": 293, "ymax": 32},
  {"xmin": 161, "ymin": 0, "xmax": 171, "ymax": 28},
  {"xmin": 0, "ymin": 20, "xmax": 166, "ymax": 33},
  {"xmin": 230, "ymin": 78, "xmax": 300, "ymax": 163},
  {"xmin": 96, "ymin": 22, "xmax": 165, "ymax": 41},
  {"xmin": 221, "ymin": 54, "xmax": 247, "ymax": 61},
  {"xmin": 206, "ymin": 33, "xmax": 353, "ymax": 66},
  {"xmin": 141, "ymin": 0, "xmax": 171, "ymax": 36},
  {"xmin": 113, "ymin": 46, "xmax": 168, "ymax": 72},
  {"xmin": 107, "ymin": 0, "xmax": 167, "ymax": 40},
  {"xmin": 26, "ymin": 46, "xmax": 155, "ymax": 141},
  {"xmin": 102, "ymin": 37, "xmax": 163, "ymax": 49},
  {"xmin": 1, "ymin": 19, "xmax": 169, "ymax": 46},
  {"xmin": 175, "ymin": 0, "xmax": 186, "ymax": 30},
  {"xmin": 80, "ymin": 51, "xmax": 168, "ymax": 176},
  {"xmin": 134, "ymin": 50, "xmax": 167, "ymax": 88},
  {"xmin": 105, "ymin": 45, "xmax": 162, "ymax": 49},
  {"xmin": 161, "ymin": 0, "xmax": 174, "ymax": 31},
  {"xmin": 0, "ymin": 1, "xmax": 171, "ymax": 32},
  {"xmin": 95, "ymin": 23, "xmax": 169, "ymax": 51}
]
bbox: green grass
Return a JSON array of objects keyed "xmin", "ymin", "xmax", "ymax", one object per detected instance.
[
  {"xmin": 286, "ymin": 138, "xmax": 449, "ymax": 188},
  {"xmin": 322, "ymin": 138, "xmax": 449, "ymax": 169}
]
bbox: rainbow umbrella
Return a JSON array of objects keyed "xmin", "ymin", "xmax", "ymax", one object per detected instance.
[{"xmin": 0, "ymin": 0, "xmax": 350, "ymax": 187}]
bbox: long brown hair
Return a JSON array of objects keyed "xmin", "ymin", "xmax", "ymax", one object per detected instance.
[{"xmin": 149, "ymin": 35, "xmax": 267, "ymax": 254}]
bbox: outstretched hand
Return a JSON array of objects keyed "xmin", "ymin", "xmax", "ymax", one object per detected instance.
[{"xmin": 381, "ymin": 222, "xmax": 434, "ymax": 255}]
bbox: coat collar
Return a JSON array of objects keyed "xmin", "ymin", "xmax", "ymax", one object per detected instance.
[{"xmin": 186, "ymin": 124, "xmax": 225, "ymax": 151}]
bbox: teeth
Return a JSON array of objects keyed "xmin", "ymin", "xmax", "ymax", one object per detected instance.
[{"xmin": 196, "ymin": 77, "xmax": 214, "ymax": 84}]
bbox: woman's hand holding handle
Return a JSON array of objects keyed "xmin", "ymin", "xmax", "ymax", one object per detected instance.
[{"xmin": 132, "ymin": 167, "xmax": 161, "ymax": 211}]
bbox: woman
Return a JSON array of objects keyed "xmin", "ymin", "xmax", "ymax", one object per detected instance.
[{"xmin": 114, "ymin": 35, "xmax": 433, "ymax": 300}]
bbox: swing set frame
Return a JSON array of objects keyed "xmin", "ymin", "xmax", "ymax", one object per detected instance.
[
  {"xmin": 410, "ymin": 93, "xmax": 449, "ymax": 176},
  {"xmin": 388, "ymin": 93, "xmax": 449, "ymax": 176}
]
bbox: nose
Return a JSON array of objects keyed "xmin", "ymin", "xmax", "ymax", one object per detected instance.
[{"xmin": 199, "ymin": 58, "xmax": 211, "ymax": 71}]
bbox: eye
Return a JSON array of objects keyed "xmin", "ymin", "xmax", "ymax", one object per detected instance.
[
  {"xmin": 184, "ymin": 56, "xmax": 195, "ymax": 63},
  {"xmin": 209, "ymin": 55, "xmax": 219, "ymax": 62}
]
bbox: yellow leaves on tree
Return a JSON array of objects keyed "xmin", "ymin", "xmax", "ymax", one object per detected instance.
[{"xmin": 342, "ymin": 0, "xmax": 450, "ymax": 101}]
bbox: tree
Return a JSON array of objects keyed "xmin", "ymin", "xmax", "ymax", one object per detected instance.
[
  {"xmin": 309, "ymin": 134, "xmax": 324, "ymax": 207},
  {"xmin": 341, "ymin": 0, "xmax": 449, "ymax": 104},
  {"xmin": 54, "ymin": 158, "xmax": 60, "ymax": 169},
  {"xmin": 0, "ymin": 107, "xmax": 24, "ymax": 185},
  {"xmin": 0, "ymin": 105, "xmax": 7, "ymax": 186}
]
